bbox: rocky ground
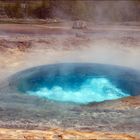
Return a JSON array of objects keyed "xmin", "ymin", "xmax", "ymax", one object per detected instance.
[
  {"xmin": 0, "ymin": 128, "xmax": 139, "ymax": 140},
  {"xmin": 0, "ymin": 22, "xmax": 140, "ymax": 139}
]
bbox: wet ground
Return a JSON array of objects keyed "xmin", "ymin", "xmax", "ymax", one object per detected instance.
[{"xmin": 0, "ymin": 21, "xmax": 140, "ymax": 139}]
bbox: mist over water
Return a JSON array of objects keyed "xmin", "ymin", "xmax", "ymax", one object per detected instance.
[{"xmin": 11, "ymin": 61, "xmax": 140, "ymax": 105}]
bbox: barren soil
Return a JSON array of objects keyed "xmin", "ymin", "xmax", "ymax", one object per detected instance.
[{"xmin": 0, "ymin": 22, "xmax": 140, "ymax": 139}]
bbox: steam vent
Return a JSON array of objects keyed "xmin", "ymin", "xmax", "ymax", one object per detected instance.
[
  {"xmin": 10, "ymin": 63, "xmax": 140, "ymax": 104},
  {"xmin": 0, "ymin": 0, "xmax": 140, "ymax": 139},
  {"xmin": 0, "ymin": 63, "xmax": 138, "ymax": 138}
]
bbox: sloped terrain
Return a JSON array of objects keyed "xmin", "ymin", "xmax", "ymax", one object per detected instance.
[{"xmin": 0, "ymin": 23, "xmax": 140, "ymax": 139}]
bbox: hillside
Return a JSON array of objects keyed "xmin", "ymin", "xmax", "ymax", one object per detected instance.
[{"xmin": 0, "ymin": 0, "xmax": 140, "ymax": 21}]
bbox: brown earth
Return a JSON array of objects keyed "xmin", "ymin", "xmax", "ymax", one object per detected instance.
[
  {"xmin": 0, "ymin": 128, "xmax": 139, "ymax": 140},
  {"xmin": 0, "ymin": 23, "xmax": 140, "ymax": 139}
]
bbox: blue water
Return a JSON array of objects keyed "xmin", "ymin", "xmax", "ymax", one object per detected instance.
[
  {"xmin": 27, "ymin": 77, "xmax": 129, "ymax": 104},
  {"xmin": 12, "ymin": 63, "xmax": 140, "ymax": 104}
]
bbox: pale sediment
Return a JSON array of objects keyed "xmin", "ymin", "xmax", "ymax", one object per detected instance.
[{"xmin": 0, "ymin": 23, "xmax": 140, "ymax": 139}]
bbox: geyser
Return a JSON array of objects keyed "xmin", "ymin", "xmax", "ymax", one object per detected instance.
[{"xmin": 10, "ymin": 63, "xmax": 140, "ymax": 104}]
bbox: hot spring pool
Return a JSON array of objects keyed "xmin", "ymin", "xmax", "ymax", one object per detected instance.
[{"xmin": 10, "ymin": 63, "xmax": 140, "ymax": 104}]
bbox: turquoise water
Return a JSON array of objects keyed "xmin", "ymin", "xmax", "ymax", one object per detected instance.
[
  {"xmin": 27, "ymin": 77, "xmax": 129, "ymax": 104},
  {"xmin": 11, "ymin": 63, "xmax": 140, "ymax": 105}
]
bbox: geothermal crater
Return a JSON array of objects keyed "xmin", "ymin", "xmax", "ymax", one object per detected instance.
[
  {"xmin": 10, "ymin": 63, "xmax": 140, "ymax": 104},
  {"xmin": 0, "ymin": 25, "xmax": 140, "ymax": 137}
]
